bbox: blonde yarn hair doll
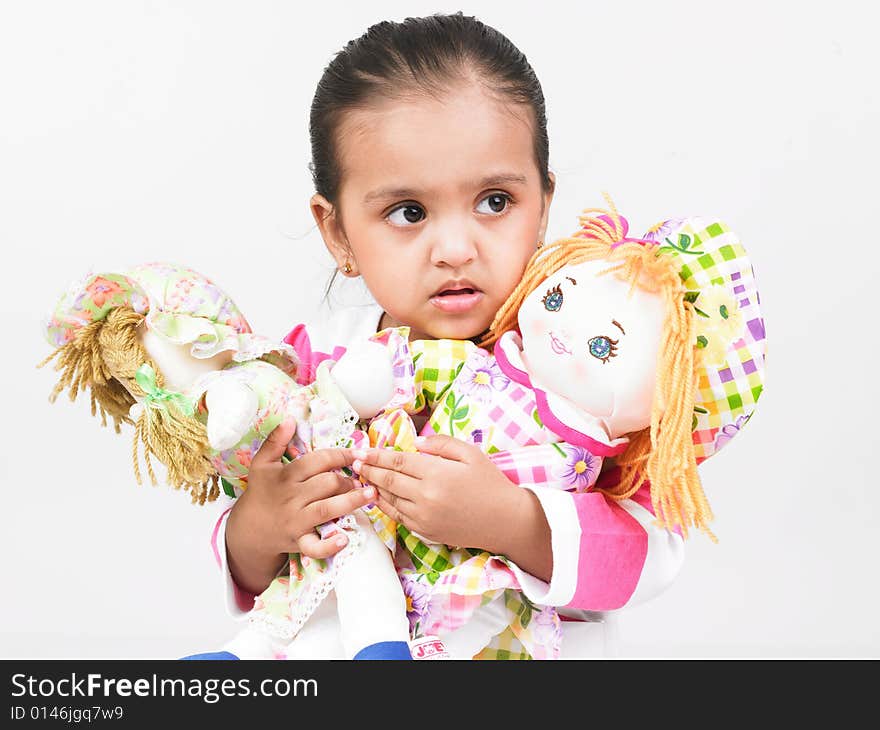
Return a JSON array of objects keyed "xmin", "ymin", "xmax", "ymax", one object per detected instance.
[
  {"xmin": 39, "ymin": 262, "xmax": 415, "ymax": 660},
  {"xmin": 483, "ymin": 196, "xmax": 766, "ymax": 537},
  {"xmin": 37, "ymin": 263, "xmax": 288, "ymax": 504},
  {"xmin": 372, "ymin": 196, "xmax": 766, "ymax": 659}
]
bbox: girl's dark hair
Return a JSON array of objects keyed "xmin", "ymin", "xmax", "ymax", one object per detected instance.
[{"xmin": 309, "ymin": 12, "xmax": 552, "ymax": 205}]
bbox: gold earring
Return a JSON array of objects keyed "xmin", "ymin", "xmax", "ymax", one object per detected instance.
[
  {"xmin": 536, "ymin": 240, "xmax": 544, "ymax": 249},
  {"xmin": 342, "ymin": 261, "xmax": 353, "ymax": 274}
]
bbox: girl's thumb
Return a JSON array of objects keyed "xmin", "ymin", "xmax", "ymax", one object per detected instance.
[{"xmin": 252, "ymin": 419, "xmax": 297, "ymax": 467}]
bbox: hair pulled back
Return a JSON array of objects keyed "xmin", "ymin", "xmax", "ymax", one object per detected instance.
[{"xmin": 309, "ymin": 12, "xmax": 551, "ymax": 204}]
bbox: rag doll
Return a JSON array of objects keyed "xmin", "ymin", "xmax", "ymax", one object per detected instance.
[
  {"xmin": 359, "ymin": 199, "xmax": 767, "ymax": 659},
  {"xmin": 39, "ymin": 262, "xmax": 414, "ymax": 659}
]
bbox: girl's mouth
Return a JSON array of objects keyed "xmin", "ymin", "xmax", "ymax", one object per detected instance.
[
  {"xmin": 430, "ymin": 282, "xmax": 485, "ymax": 314},
  {"xmin": 430, "ymin": 287, "xmax": 484, "ymax": 313}
]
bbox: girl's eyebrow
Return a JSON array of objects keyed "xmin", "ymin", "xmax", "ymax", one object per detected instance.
[
  {"xmin": 363, "ymin": 173, "xmax": 529, "ymax": 204},
  {"xmin": 612, "ymin": 319, "xmax": 626, "ymax": 335},
  {"xmin": 475, "ymin": 173, "xmax": 528, "ymax": 189},
  {"xmin": 363, "ymin": 186, "xmax": 422, "ymax": 204}
]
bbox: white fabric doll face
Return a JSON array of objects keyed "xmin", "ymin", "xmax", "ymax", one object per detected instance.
[{"xmin": 518, "ymin": 259, "xmax": 666, "ymax": 438}]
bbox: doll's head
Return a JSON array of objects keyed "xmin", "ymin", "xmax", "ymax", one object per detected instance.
[
  {"xmin": 487, "ymin": 198, "xmax": 766, "ymax": 538},
  {"xmin": 514, "ymin": 256, "xmax": 667, "ymax": 439},
  {"xmin": 39, "ymin": 263, "xmax": 297, "ymax": 504}
]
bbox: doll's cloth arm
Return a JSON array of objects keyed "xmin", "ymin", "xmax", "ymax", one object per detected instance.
[
  {"xmin": 505, "ymin": 472, "xmax": 685, "ymax": 612},
  {"xmin": 282, "ymin": 303, "xmax": 384, "ymax": 386}
]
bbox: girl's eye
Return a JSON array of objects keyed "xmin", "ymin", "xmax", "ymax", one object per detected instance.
[
  {"xmin": 542, "ymin": 284, "xmax": 563, "ymax": 312},
  {"xmin": 476, "ymin": 193, "xmax": 511, "ymax": 215},
  {"xmin": 387, "ymin": 204, "xmax": 426, "ymax": 226},
  {"xmin": 588, "ymin": 335, "xmax": 619, "ymax": 363}
]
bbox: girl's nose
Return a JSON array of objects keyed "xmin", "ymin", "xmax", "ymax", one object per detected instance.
[{"xmin": 429, "ymin": 225, "xmax": 478, "ymax": 268}]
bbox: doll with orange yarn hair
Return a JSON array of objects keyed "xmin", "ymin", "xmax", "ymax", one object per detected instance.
[{"xmin": 352, "ymin": 197, "xmax": 767, "ymax": 659}]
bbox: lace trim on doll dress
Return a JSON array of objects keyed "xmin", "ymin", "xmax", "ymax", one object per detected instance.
[
  {"xmin": 247, "ymin": 513, "xmax": 366, "ymax": 640},
  {"xmin": 247, "ymin": 360, "xmax": 368, "ymax": 641}
]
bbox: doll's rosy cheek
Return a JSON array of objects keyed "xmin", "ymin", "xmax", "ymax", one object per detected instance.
[{"xmin": 525, "ymin": 313, "xmax": 547, "ymax": 338}]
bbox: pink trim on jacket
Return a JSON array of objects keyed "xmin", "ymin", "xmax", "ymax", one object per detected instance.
[
  {"xmin": 564, "ymin": 491, "xmax": 649, "ymax": 610},
  {"xmin": 211, "ymin": 505, "xmax": 257, "ymax": 612},
  {"xmin": 211, "ymin": 506, "xmax": 234, "ymax": 568}
]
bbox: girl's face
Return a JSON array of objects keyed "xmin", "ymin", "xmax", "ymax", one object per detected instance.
[{"xmin": 313, "ymin": 83, "xmax": 554, "ymax": 341}]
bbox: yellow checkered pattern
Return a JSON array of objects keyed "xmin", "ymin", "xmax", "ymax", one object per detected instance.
[
  {"xmin": 410, "ymin": 338, "xmax": 476, "ymax": 412},
  {"xmin": 666, "ymin": 218, "xmax": 766, "ymax": 462}
]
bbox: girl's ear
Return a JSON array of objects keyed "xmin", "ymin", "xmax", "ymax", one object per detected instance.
[
  {"xmin": 537, "ymin": 171, "xmax": 556, "ymax": 243},
  {"xmin": 311, "ymin": 193, "xmax": 355, "ymax": 273}
]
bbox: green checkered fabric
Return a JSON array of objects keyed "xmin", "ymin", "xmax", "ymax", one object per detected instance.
[{"xmin": 410, "ymin": 339, "xmax": 477, "ymax": 413}]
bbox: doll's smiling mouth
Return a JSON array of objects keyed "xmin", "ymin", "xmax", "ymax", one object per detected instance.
[{"xmin": 550, "ymin": 333, "xmax": 571, "ymax": 355}]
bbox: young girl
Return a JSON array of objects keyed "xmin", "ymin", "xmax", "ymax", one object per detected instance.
[{"xmin": 211, "ymin": 12, "xmax": 685, "ymax": 659}]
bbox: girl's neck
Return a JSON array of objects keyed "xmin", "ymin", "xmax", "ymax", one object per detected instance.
[
  {"xmin": 378, "ymin": 310, "xmax": 490, "ymax": 347},
  {"xmin": 378, "ymin": 310, "xmax": 432, "ymax": 342}
]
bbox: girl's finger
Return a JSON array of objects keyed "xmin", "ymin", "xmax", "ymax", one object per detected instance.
[
  {"xmin": 302, "ymin": 485, "xmax": 377, "ymax": 526},
  {"xmin": 296, "ymin": 471, "xmax": 357, "ymax": 500},
  {"xmin": 250, "ymin": 420, "xmax": 297, "ymax": 469},
  {"xmin": 297, "ymin": 531, "xmax": 350, "ymax": 560},
  {"xmin": 373, "ymin": 491, "xmax": 414, "ymax": 529},
  {"xmin": 412, "ymin": 433, "xmax": 473, "ymax": 463},
  {"xmin": 356, "ymin": 462, "xmax": 420, "ymax": 500},
  {"xmin": 288, "ymin": 446, "xmax": 356, "ymax": 481},
  {"xmin": 352, "ymin": 447, "xmax": 425, "ymax": 478}
]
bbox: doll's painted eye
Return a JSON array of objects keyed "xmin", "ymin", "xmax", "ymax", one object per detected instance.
[
  {"xmin": 588, "ymin": 335, "xmax": 619, "ymax": 363},
  {"xmin": 542, "ymin": 284, "xmax": 563, "ymax": 312}
]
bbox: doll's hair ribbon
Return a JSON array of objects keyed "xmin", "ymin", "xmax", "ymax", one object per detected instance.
[{"xmin": 135, "ymin": 363, "xmax": 195, "ymax": 417}]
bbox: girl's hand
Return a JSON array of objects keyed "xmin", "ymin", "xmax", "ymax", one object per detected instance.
[
  {"xmin": 352, "ymin": 434, "xmax": 529, "ymax": 554},
  {"xmin": 225, "ymin": 420, "xmax": 375, "ymax": 595}
]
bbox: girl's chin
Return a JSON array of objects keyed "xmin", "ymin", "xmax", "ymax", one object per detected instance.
[
  {"xmin": 421, "ymin": 316, "xmax": 492, "ymax": 342},
  {"xmin": 382, "ymin": 308, "xmax": 492, "ymax": 342}
]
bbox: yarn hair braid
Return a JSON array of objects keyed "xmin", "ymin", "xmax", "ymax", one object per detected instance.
[
  {"xmin": 481, "ymin": 199, "xmax": 715, "ymax": 539},
  {"xmin": 38, "ymin": 306, "xmax": 219, "ymax": 505}
]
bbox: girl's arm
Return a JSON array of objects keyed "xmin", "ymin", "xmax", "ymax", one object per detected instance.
[
  {"xmin": 509, "ymin": 477, "xmax": 685, "ymax": 611},
  {"xmin": 356, "ymin": 439, "xmax": 684, "ymax": 611}
]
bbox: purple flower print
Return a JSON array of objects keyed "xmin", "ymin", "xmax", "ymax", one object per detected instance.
[
  {"xmin": 403, "ymin": 578, "xmax": 431, "ymax": 634},
  {"xmin": 558, "ymin": 444, "xmax": 600, "ymax": 491},
  {"xmin": 642, "ymin": 218, "xmax": 685, "ymax": 243},
  {"xmin": 532, "ymin": 606, "xmax": 563, "ymax": 649},
  {"xmin": 714, "ymin": 413, "xmax": 749, "ymax": 452},
  {"xmin": 457, "ymin": 355, "xmax": 510, "ymax": 404}
]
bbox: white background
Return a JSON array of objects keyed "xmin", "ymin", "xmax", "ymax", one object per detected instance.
[{"xmin": 2, "ymin": 0, "xmax": 877, "ymax": 658}]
